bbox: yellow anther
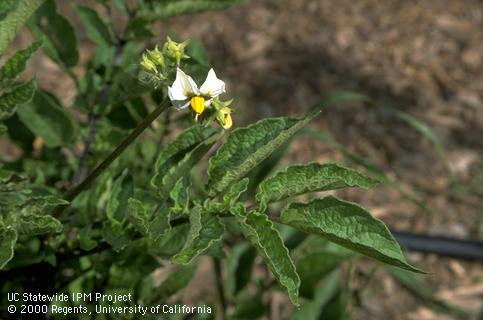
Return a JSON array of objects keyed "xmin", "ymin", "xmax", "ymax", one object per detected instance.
[{"xmin": 190, "ymin": 96, "xmax": 205, "ymax": 115}]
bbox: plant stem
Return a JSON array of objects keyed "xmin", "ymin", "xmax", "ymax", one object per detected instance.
[{"xmin": 53, "ymin": 98, "xmax": 171, "ymax": 216}]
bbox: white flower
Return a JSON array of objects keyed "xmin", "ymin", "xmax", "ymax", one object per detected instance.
[{"xmin": 168, "ymin": 68, "xmax": 225, "ymax": 115}]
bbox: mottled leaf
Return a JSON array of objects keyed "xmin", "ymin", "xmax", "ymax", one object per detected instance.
[
  {"xmin": 171, "ymin": 207, "xmax": 224, "ymax": 265},
  {"xmin": 16, "ymin": 214, "xmax": 62, "ymax": 236},
  {"xmin": 257, "ymin": 162, "xmax": 379, "ymax": 208},
  {"xmin": 281, "ymin": 196, "xmax": 423, "ymax": 273},
  {"xmin": 106, "ymin": 170, "xmax": 133, "ymax": 222},
  {"xmin": 128, "ymin": 198, "xmax": 171, "ymax": 240},
  {"xmin": 160, "ymin": 134, "xmax": 218, "ymax": 196},
  {"xmin": 223, "ymin": 177, "xmax": 249, "ymax": 208},
  {"xmin": 169, "ymin": 175, "xmax": 191, "ymax": 214},
  {"xmin": 0, "ymin": 226, "xmax": 17, "ymax": 269},
  {"xmin": 0, "ymin": 40, "xmax": 41, "ymax": 79},
  {"xmin": 0, "ymin": 80, "xmax": 36, "ymax": 120},
  {"xmin": 152, "ymin": 124, "xmax": 218, "ymax": 194},
  {"xmin": 102, "ymin": 220, "xmax": 130, "ymax": 251},
  {"xmin": 233, "ymin": 206, "xmax": 300, "ymax": 305},
  {"xmin": 208, "ymin": 112, "xmax": 319, "ymax": 196},
  {"xmin": 0, "ymin": 0, "xmax": 45, "ymax": 56}
]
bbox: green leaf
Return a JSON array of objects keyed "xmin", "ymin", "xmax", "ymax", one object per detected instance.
[
  {"xmin": 171, "ymin": 207, "xmax": 224, "ymax": 265},
  {"xmin": 233, "ymin": 206, "xmax": 300, "ymax": 306},
  {"xmin": 227, "ymin": 243, "xmax": 256, "ymax": 295},
  {"xmin": 30, "ymin": 0, "xmax": 79, "ymax": 68},
  {"xmin": 149, "ymin": 264, "xmax": 197, "ymax": 303},
  {"xmin": 257, "ymin": 162, "xmax": 379, "ymax": 207},
  {"xmin": 148, "ymin": 206, "xmax": 172, "ymax": 241},
  {"xmin": 281, "ymin": 196, "xmax": 423, "ymax": 273},
  {"xmin": 78, "ymin": 226, "xmax": 98, "ymax": 251},
  {"xmin": 0, "ymin": 0, "xmax": 18, "ymax": 21},
  {"xmin": 73, "ymin": 4, "xmax": 112, "ymax": 46},
  {"xmin": 152, "ymin": 124, "xmax": 218, "ymax": 194},
  {"xmin": 0, "ymin": 40, "xmax": 41, "ymax": 79},
  {"xmin": 160, "ymin": 134, "xmax": 218, "ymax": 196},
  {"xmin": 102, "ymin": 220, "xmax": 130, "ymax": 251},
  {"xmin": 128, "ymin": 199, "xmax": 171, "ymax": 240},
  {"xmin": 296, "ymin": 251, "xmax": 348, "ymax": 299},
  {"xmin": 229, "ymin": 295, "xmax": 265, "ymax": 320},
  {"xmin": 187, "ymin": 39, "xmax": 209, "ymax": 67},
  {"xmin": 223, "ymin": 177, "xmax": 249, "ymax": 208},
  {"xmin": 17, "ymin": 90, "xmax": 76, "ymax": 147},
  {"xmin": 106, "ymin": 170, "xmax": 133, "ymax": 222},
  {"xmin": 127, "ymin": 198, "xmax": 150, "ymax": 236},
  {"xmin": 149, "ymin": 224, "xmax": 189, "ymax": 258},
  {"xmin": 0, "ymin": 80, "xmax": 36, "ymax": 120},
  {"xmin": 0, "ymin": 225, "xmax": 17, "ymax": 269},
  {"xmin": 124, "ymin": 17, "xmax": 154, "ymax": 40},
  {"xmin": 0, "ymin": 0, "xmax": 45, "ymax": 57},
  {"xmin": 290, "ymin": 272, "xmax": 340, "ymax": 320},
  {"xmin": 140, "ymin": 0, "xmax": 247, "ymax": 20},
  {"xmin": 208, "ymin": 112, "xmax": 319, "ymax": 196},
  {"xmin": 169, "ymin": 175, "xmax": 191, "ymax": 214},
  {"xmin": 16, "ymin": 214, "xmax": 62, "ymax": 236}
]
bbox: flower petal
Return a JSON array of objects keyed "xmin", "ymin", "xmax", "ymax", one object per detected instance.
[
  {"xmin": 200, "ymin": 68, "xmax": 225, "ymax": 98},
  {"xmin": 170, "ymin": 99, "xmax": 190, "ymax": 110},
  {"xmin": 168, "ymin": 68, "xmax": 199, "ymax": 101}
]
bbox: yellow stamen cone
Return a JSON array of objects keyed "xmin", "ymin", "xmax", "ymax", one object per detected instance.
[{"xmin": 190, "ymin": 96, "xmax": 205, "ymax": 115}]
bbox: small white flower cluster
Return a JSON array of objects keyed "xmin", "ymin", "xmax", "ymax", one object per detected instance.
[{"xmin": 140, "ymin": 37, "xmax": 233, "ymax": 129}]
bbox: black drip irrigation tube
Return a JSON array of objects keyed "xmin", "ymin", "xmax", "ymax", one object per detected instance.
[{"xmin": 391, "ymin": 230, "xmax": 483, "ymax": 261}]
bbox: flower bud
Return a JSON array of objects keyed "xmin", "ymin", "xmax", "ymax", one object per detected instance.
[
  {"xmin": 140, "ymin": 53, "xmax": 157, "ymax": 74},
  {"xmin": 163, "ymin": 36, "xmax": 189, "ymax": 65},
  {"xmin": 216, "ymin": 106, "xmax": 233, "ymax": 129},
  {"xmin": 148, "ymin": 45, "xmax": 165, "ymax": 67}
]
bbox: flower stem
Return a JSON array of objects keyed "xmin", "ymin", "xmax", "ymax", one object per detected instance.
[{"xmin": 53, "ymin": 98, "xmax": 171, "ymax": 216}]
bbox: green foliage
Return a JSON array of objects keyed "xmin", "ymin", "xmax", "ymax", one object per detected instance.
[
  {"xmin": 226, "ymin": 243, "xmax": 256, "ymax": 295},
  {"xmin": 140, "ymin": 0, "xmax": 248, "ymax": 20},
  {"xmin": 257, "ymin": 162, "xmax": 379, "ymax": 208},
  {"xmin": 0, "ymin": 80, "xmax": 36, "ymax": 120},
  {"xmin": 281, "ymin": 196, "xmax": 422, "ymax": 272},
  {"xmin": 128, "ymin": 198, "xmax": 171, "ymax": 240},
  {"xmin": 208, "ymin": 112, "xmax": 319, "ymax": 196},
  {"xmin": 233, "ymin": 205, "xmax": 301, "ymax": 306},
  {"xmin": 73, "ymin": 4, "xmax": 113, "ymax": 47},
  {"xmin": 0, "ymin": 40, "xmax": 41, "ymax": 79},
  {"xmin": 17, "ymin": 214, "xmax": 62, "ymax": 236},
  {"xmin": 152, "ymin": 124, "xmax": 219, "ymax": 196},
  {"xmin": 0, "ymin": 225, "xmax": 17, "ymax": 269},
  {"xmin": 17, "ymin": 90, "xmax": 76, "ymax": 147},
  {"xmin": 171, "ymin": 206, "xmax": 224, "ymax": 265},
  {"xmin": 29, "ymin": 0, "xmax": 79, "ymax": 68},
  {"xmin": 0, "ymin": 0, "xmax": 45, "ymax": 56}
]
